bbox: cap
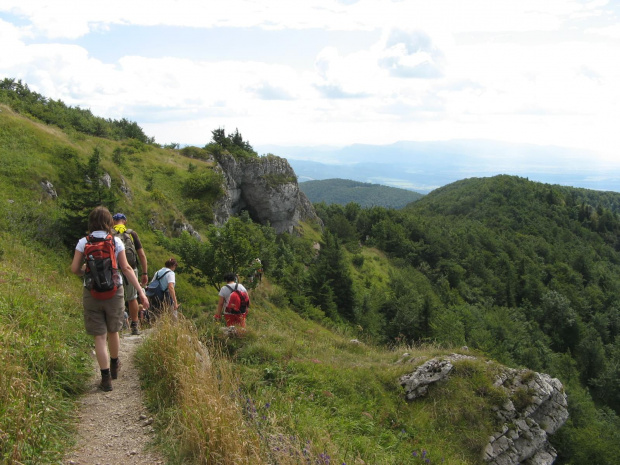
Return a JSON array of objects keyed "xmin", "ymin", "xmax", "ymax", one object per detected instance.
[{"xmin": 113, "ymin": 213, "xmax": 126, "ymax": 220}]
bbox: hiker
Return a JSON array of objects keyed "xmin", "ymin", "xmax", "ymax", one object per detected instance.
[
  {"xmin": 248, "ymin": 258, "xmax": 263, "ymax": 283},
  {"xmin": 113, "ymin": 213, "xmax": 148, "ymax": 335},
  {"xmin": 70, "ymin": 206, "xmax": 149, "ymax": 392},
  {"xmin": 215, "ymin": 272, "xmax": 250, "ymax": 328},
  {"xmin": 145, "ymin": 258, "xmax": 179, "ymax": 318},
  {"xmin": 254, "ymin": 258, "xmax": 263, "ymax": 283}
]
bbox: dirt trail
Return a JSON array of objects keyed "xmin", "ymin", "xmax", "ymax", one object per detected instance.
[{"xmin": 64, "ymin": 331, "xmax": 165, "ymax": 465}]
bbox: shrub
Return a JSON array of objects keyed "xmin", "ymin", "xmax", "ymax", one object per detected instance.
[
  {"xmin": 181, "ymin": 146, "xmax": 210, "ymax": 160},
  {"xmin": 181, "ymin": 170, "xmax": 224, "ymax": 200}
]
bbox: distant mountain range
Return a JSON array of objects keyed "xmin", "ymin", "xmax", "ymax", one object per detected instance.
[
  {"xmin": 256, "ymin": 140, "xmax": 620, "ymax": 194},
  {"xmin": 298, "ymin": 178, "xmax": 424, "ymax": 209}
]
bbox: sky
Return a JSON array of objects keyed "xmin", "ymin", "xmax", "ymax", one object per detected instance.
[{"xmin": 1, "ymin": 0, "xmax": 620, "ymax": 171}]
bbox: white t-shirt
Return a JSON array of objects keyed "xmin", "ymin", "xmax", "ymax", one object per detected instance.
[
  {"xmin": 76, "ymin": 230, "xmax": 125, "ymax": 257},
  {"xmin": 152, "ymin": 267, "xmax": 176, "ymax": 290}
]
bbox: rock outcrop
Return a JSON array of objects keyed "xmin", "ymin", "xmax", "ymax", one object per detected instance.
[
  {"xmin": 120, "ymin": 175, "xmax": 132, "ymax": 200},
  {"xmin": 213, "ymin": 153, "xmax": 321, "ymax": 234},
  {"xmin": 40, "ymin": 180, "xmax": 57, "ymax": 199},
  {"xmin": 400, "ymin": 355, "xmax": 568, "ymax": 465}
]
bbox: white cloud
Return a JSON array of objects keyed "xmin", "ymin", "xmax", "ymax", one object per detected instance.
[{"xmin": 0, "ymin": 0, "xmax": 619, "ymax": 166}]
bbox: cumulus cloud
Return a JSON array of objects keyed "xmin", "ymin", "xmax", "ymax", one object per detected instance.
[
  {"xmin": 377, "ymin": 30, "xmax": 444, "ymax": 78},
  {"xmin": 315, "ymin": 83, "xmax": 368, "ymax": 99},
  {"xmin": 0, "ymin": 0, "xmax": 619, "ymax": 161},
  {"xmin": 252, "ymin": 83, "xmax": 294, "ymax": 100}
]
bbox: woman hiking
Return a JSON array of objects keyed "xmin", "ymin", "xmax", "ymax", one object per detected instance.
[{"xmin": 71, "ymin": 206, "xmax": 149, "ymax": 391}]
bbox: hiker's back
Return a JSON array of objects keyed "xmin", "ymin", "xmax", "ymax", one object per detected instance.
[
  {"xmin": 83, "ymin": 234, "xmax": 122, "ymax": 300},
  {"xmin": 113, "ymin": 225, "xmax": 138, "ymax": 268},
  {"xmin": 225, "ymin": 283, "xmax": 250, "ymax": 315}
]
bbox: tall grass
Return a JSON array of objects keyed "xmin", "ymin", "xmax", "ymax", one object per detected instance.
[
  {"xmin": 136, "ymin": 313, "xmax": 360, "ymax": 464},
  {"xmin": 137, "ymin": 314, "xmax": 264, "ymax": 464},
  {"xmin": 0, "ymin": 202, "xmax": 93, "ymax": 464}
]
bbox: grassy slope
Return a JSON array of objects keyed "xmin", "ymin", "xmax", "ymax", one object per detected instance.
[
  {"xmin": 0, "ymin": 219, "xmax": 93, "ymax": 463},
  {"xmin": 139, "ymin": 280, "xmax": 500, "ymax": 465},
  {"xmin": 1, "ymin": 106, "xmax": 524, "ymax": 464}
]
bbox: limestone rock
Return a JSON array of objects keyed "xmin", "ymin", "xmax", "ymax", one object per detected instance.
[
  {"xmin": 400, "ymin": 354, "xmax": 476, "ymax": 400},
  {"xmin": 40, "ymin": 180, "xmax": 57, "ymax": 199},
  {"xmin": 400, "ymin": 356, "xmax": 568, "ymax": 465},
  {"xmin": 100, "ymin": 172, "xmax": 112, "ymax": 189},
  {"xmin": 213, "ymin": 153, "xmax": 321, "ymax": 234},
  {"xmin": 120, "ymin": 176, "xmax": 132, "ymax": 199},
  {"xmin": 172, "ymin": 220, "xmax": 201, "ymax": 240}
]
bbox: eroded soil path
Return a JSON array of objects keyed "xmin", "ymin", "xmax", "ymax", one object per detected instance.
[{"xmin": 64, "ymin": 331, "xmax": 165, "ymax": 465}]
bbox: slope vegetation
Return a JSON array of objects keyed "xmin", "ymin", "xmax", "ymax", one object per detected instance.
[{"xmin": 299, "ymin": 178, "xmax": 423, "ymax": 208}]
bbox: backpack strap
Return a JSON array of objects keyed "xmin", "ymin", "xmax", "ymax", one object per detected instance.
[
  {"xmin": 85, "ymin": 234, "xmax": 115, "ymax": 249},
  {"xmin": 154, "ymin": 270, "xmax": 171, "ymax": 290}
]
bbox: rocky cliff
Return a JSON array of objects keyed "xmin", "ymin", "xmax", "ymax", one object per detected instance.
[
  {"xmin": 213, "ymin": 153, "xmax": 321, "ymax": 234},
  {"xmin": 400, "ymin": 354, "xmax": 569, "ymax": 465}
]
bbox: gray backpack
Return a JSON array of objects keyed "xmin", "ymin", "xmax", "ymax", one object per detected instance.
[{"xmin": 114, "ymin": 228, "xmax": 138, "ymax": 268}]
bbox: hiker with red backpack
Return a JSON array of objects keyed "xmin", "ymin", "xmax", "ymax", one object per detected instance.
[
  {"xmin": 215, "ymin": 272, "xmax": 250, "ymax": 328},
  {"xmin": 71, "ymin": 206, "xmax": 149, "ymax": 392}
]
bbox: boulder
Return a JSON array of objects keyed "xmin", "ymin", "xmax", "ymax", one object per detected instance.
[
  {"xmin": 213, "ymin": 153, "xmax": 321, "ymax": 234},
  {"xmin": 40, "ymin": 180, "xmax": 57, "ymax": 199},
  {"xmin": 400, "ymin": 356, "xmax": 568, "ymax": 465}
]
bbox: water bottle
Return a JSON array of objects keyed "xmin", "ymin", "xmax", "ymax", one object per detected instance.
[{"xmin": 112, "ymin": 269, "xmax": 122, "ymax": 287}]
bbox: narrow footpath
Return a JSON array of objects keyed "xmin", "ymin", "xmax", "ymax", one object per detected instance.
[{"xmin": 64, "ymin": 331, "xmax": 165, "ymax": 465}]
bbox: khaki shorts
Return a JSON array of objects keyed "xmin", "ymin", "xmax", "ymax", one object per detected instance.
[
  {"xmin": 83, "ymin": 286, "xmax": 125, "ymax": 336},
  {"xmin": 123, "ymin": 268, "xmax": 139, "ymax": 301}
]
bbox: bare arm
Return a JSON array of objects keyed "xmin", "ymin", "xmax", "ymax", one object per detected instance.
[
  {"xmin": 118, "ymin": 250, "xmax": 149, "ymax": 309},
  {"xmin": 215, "ymin": 296, "xmax": 225, "ymax": 318},
  {"xmin": 167, "ymin": 282, "xmax": 178, "ymax": 309},
  {"xmin": 70, "ymin": 250, "xmax": 85, "ymax": 276},
  {"xmin": 137, "ymin": 248, "xmax": 148, "ymax": 286}
]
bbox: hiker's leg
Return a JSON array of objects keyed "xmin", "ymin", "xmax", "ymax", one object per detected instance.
[
  {"xmin": 124, "ymin": 269, "xmax": 140, "ymax": 324},
  {"xmin": 94, "ymin": 334, "xmax": 110, "ymax": 369},
  {"xmin": 107, "ymin": 331, "xmax": 120, "ymax": 359},
  {"xmin": 128, "ymin": 298, "xmax": 139, "ymax": 324}
]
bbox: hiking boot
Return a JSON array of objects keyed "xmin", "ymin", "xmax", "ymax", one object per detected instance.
[
  {"xmin": 99, "ymin": 372, "xmax": 112, "ymax": 392},
  {"xmin": 130, "ymin": 323, "xmax": 140, "ymax": 336},
  {"xmin": 110, "ymin": 359, "xmax": 121, "ymax": 380}
]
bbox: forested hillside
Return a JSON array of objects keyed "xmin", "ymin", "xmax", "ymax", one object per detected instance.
[
  {"xmin": 299, "ymin": 178, "xmax": 423, "ymax": 208},
  {"xmin": 307, "ymin": 176, "xmax": 620, "ymax": 463},
  {"xmin": 313, "ymin": 175, "xmax": 620, "ymax": 405},
  {"xmin": 2, "ymin": 79, "xmax": 620, "ymax": 464}
]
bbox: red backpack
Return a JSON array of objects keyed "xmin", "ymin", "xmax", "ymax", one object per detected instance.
[
  {"xmin": 83, "ymin": 234, "xmax": 121, "ymax": 300},
  {"xmin": 225, "ymin": 284, "xmax": 250, "ymax": 315}
]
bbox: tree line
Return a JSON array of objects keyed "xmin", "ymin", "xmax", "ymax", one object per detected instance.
[{"xmin": 0, "ymin": 78, "xmax": 153, "ymax": 143}]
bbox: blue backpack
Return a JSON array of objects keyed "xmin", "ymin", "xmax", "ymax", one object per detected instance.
[{"xmin": 145, "ymin": 270, "xmax": 171, "ymax": 306}]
